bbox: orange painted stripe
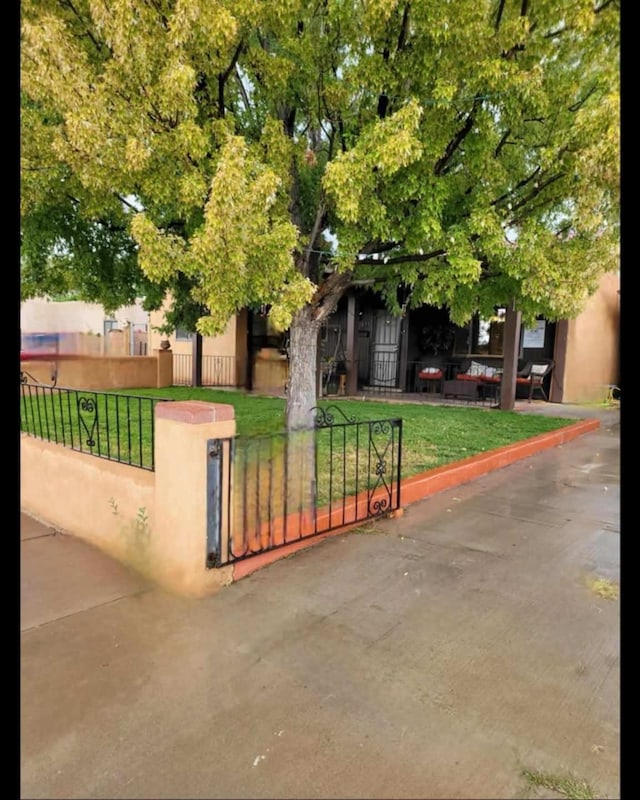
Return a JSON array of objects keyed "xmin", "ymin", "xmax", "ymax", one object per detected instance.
[{"xmin": 232, "ymin": 417, "xmax": 600, "ymax": 582}]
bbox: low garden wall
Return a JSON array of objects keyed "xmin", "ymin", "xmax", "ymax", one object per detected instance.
[
  {"xmin": 21, "ymin": 400, "xmax": 235, "ymax": 597},
  {"xmin": 21, "ymin": 349, "xmax": 173, "ymax": 390}
]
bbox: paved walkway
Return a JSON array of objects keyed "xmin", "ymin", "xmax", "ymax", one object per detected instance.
[{"xmin": 21, "ymin": 403, "xmax": 620, "ymax": 799}]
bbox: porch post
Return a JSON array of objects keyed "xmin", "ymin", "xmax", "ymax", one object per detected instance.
[
  {"xmin": 345, "ymin": 294, "xmax": 358, "ymax": 396},
  {"xmin": 245, "ymin": 310, "xmax": 254, "ymax": 390},
  {"xmin": 500, "ymin": 300, "xmax": 522, "ymax": 410},
  {"xmin": 192, "ymin": 332, "xmax": 203, "ymax": 387},
  {"xmin": 398, "ymin": 315, "xmax": 409, "ymax": 392}
]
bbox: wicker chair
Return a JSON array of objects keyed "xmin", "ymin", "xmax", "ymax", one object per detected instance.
[{"xmin": 516, "ymin": 359, "xmax": 554, "ymax": 401}]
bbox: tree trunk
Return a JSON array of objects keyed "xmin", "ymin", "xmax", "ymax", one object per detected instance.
[{"xmin": 286, "ymin": 307, "xmax": 321, "ymax": 430}]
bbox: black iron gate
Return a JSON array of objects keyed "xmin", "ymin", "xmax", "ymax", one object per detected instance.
[{"xmin": 206, "ymin": 406, "xmax": 402, "ymax": 567}]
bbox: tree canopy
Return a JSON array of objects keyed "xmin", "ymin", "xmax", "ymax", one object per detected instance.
[{"xmin": 21, "ymin": 0, "xmax": 620, "ymax": 423}]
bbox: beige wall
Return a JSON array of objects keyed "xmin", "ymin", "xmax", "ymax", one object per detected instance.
[
  {"xmin": 149, "ymin": 300, "xmax": 247, "ymax": 386},
  {"xmin": 252, "ymin": 348, "xmax": 288, "ymax": 393},
  {"xmin": 21, "ymin": 351, "xmax": 172, "ymax": 391},
  {"xmin": 20, "ymin": 401, "xmax": 236, "ymax": 597},
  {"xmin": 21, "ymin": 298, "xmax": 149, "ymax": 333},
  {"xmin": 21, "ymin": 438, "xmax": 156, "ymax": 568},
  {"xmin": 148, "ymin": 303, "xmax": 239, "ymax": 358},
  {"xmin": 559, "ymin": 272, "xmax": 620, "ymax": 403}
]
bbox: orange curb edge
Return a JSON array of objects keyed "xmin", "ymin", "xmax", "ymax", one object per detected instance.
[{"xmin": 232, "ymin": 417, "xmax": 600, "ymax": 582}]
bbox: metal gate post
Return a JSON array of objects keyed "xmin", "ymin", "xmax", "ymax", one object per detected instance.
[{"xmin": 206, "ymin": 438, "xmax": 223, "ymax": 567}]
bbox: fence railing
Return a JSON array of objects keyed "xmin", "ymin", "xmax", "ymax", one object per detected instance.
[
  {"xmin": 172, "ymin": 353, "xmax": 193, "ymax": 386},
  {"xmin": 20, "ymin": 380, "xmax": 170, "ymax": 471},
  {"xmin": 207, "ymin": 406, "xmax": 403, "ymax": 567},
  {"xmin": 172, "ymin": 354, "xmax": 241, "ymax": 387},
  {"xmin": 355, "ymin": 359, "xmax": 502, "ymax": 405}
]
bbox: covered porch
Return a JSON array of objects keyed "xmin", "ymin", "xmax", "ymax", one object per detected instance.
[{"xmin": 319, "ymin": 290, "xmax": 557, "ymax": 410}]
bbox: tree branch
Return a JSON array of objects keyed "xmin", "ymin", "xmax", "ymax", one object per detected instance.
[
  {"xmin": 116, "ymin": 194, "xmax": 143, "ymax": 213},
  {"xmin": 359, "ymin": 241, "xmax": 400, "ymax": 255},
  {"xmin": 58, "ymin": 0, "xmax": 109, "ymax": 56},
  {"xmin": 491, "ymin": 166, "xmax": 541, "ymax": 207},
  {"xmin": 511, "ymin": 172, "xmax": 564, "ymax": 213},
  {"xmin": 218, "ymin": 40, "xmax": 245, "ymax": 118},
  {"xmin": 568, "ymin": 84, "xmax": 598, "ymax": 112},
  {"xmin": 144, "ymin": 0, "xmax": 170, "ymax": 29},
  {"xmin": 495, "ymin": 0, "xmax": 507, "ymax": 31},
  {"xmin": 434, "ymin": 98, "xmax": 482, "ymax": 176},
  {"xmin": 397, "ymin": 4, "xmax": 411, "ymax": 52},
  {"xmin": 357, "ymin": 249, "xmax": 446, "ymax": 267},
  {"xmin": 311, "ymin": 270, "xmax": 353, "ymax": 321},
  {"xmin": 304, "ymin": 201, "xmax": 327, "ymax": 272},
  {"xmin": 494, "ymin": 129, "xmax": 511, "ymax": 158}
]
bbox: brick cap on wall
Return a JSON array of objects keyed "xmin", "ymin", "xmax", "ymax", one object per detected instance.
[{"xmin": 156, "ymin": 401, "xmax": 235, "ymax": 424}]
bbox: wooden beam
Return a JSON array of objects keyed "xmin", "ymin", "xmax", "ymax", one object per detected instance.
[
  {"xmin": 192, "ymin": 333, "xmax": 203, "ymax": 387},
  {"xmin": 345, "ymin": 294, "xmax": 358, "ymax": 395},
  {"xmin": 550, "ymin": 319, "xmax": 568, "ymax": 403},
  {"xmin": 499, "ymin": 301, "xmax": 522, "ymax": 410},
  {"xmin": 398, "ymin": 315, "xmax": 409, "ymax": 392}
]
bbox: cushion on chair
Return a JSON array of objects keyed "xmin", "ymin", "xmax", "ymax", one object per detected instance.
[
  {"xmin": 418, "ymin": 368, "xmax": 443, "ymax": 380},
  {"xmin": 466, "ymin": 360, "xmax": 486, "ymax": 376},
  {"xmin": 530, "ymin": 363, "xmax": 549, "ymax": 376}
]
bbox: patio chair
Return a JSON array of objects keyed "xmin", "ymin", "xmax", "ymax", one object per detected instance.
[
  {"xmin": 516, "ymin": 359, "xmax": 554, "ymax": 401},
  {"xmin": 442, "ymin": 359, "xmax": 500, "ymax": 401},
  {"xmin": 416, "ymin": 365, "xmax": 444, "ymax": 394}
]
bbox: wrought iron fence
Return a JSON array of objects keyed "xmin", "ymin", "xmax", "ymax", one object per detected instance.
[
  {"xmin": 172, "ymin": 354, "xmax": 241, "ymax": 387},
  {"xmin": 172, "ymin": 353, "xmax": 192, "ymax": 385},
  {"xmin": 20, "ymin": 379, "xmax": 170, "ymax": 470},
  {"xmin": 207, "ymin": 405, "xmax": 402, "ymax": 567}
]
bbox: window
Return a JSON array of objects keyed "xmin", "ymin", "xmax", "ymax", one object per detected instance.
[
  {"xmin": 453, "ymin": 310, "xmax": 506, "ymax": 357},
  {"xmin": 175, "ymin": 328, "xmax": 193, "ymax": 341},
  {"xmin": 103, "ymin": 319, "xmax": 119, "ymax": 336},
  {"xmin": 522, "ymin": 319, "xmax": 546, "ymax": 349}
]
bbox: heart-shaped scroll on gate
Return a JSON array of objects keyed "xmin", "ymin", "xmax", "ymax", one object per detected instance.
[{"xmin": 77, "ymin": 394, "xmax": 98, "ymax": 449}]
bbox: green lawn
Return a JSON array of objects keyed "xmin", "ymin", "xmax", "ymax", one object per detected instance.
[
  {"xmin": 19, "ymin": 385, "xmax": 163, "ymax": 470},
  {"xmin": 20, "ymin": 383, "xmax": 577, "ymax": 478},
  {"xmin": 131, "ymin": 386, "xmax": 577, "ymax": 477},
  {"xmin": 21, "ymin": 383, "xmax": 578, "ymax": 517}
]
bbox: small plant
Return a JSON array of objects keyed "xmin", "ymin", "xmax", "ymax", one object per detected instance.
[
  {"xmin": 125, "ymin": 506, "xmax": 151, "ymax": 569},
  {"xmin": 521, "ymin": 767, "xmax": 595, "ymax": 799},
  {"xmin": 135, "ymin": 506, "xmax": 149, "ymax": 534},
  {"xmin": 108, "ymin": 497, "xmax": 119, "ymax": 516},
  {"xmin": 588, "ymin": 576, "xmax": 619, "ymax": 600}
]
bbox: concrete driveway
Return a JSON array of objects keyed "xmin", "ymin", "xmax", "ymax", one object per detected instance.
[{"xmin": 21, "ymin": 409, "xmax": 619, "ymax": 799}]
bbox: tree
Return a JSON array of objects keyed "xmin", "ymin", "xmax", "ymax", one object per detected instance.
[{"xmin": 21, "ymin": 0, "xmax": 619, "ymax": 428}]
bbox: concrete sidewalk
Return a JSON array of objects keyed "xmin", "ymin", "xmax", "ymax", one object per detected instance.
[{"xmin": 21, "ymin": 403, "xmax": 620, "ymax": 799}]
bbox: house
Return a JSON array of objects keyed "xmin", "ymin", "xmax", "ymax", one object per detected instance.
[
  {"xmin": 149, "ymin": 270, "xmax": 620, "ymax": 405},
  {"xmin": 20, "ymin": 297, "xmax": 150, "ymax": 357}
]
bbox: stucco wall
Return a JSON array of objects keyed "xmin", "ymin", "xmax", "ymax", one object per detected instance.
[
  {"xmin": 253, "ymin": 348, "xmax": 289, "ymax": 392},
  {"xmin": 560, "ymin": 272, "xmax": 620, "ymax": 403},
  {"xmin": 20, "ymin": 400, "xmax": 235, "ymax": 596},
  {"xmin": 21, "ymin": 298, "xmax": 149, "ymax": 333},
  {"xmin": 21, "ymin": 437, "xmax": 156, "ymax": 568},
  {"xmin": 21, "ymin": 353, "xmax": 171, "ymax": 391},
  {"xmin": 148, "ymin": 304, "xmax": 239, "ymax": 357}
]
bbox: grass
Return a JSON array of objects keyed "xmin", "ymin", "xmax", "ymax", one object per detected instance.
[
  {"xmin": 588, "ymin": 577, "xmax": 619, "ymax": 600},
  {"xmin": 20, "ymin": 384, "xmax": 577, "ymax": 479},
  {"xmin": 130, "ymin": 386, "xmax": 577, "ymax": 477},
  {"xmin": 19, "ymin": 385, "xmax": 164, "ymax": 470},
  {"xmin": 521, "ymin": 767, "xmax": 595, "ymax": 799}
]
